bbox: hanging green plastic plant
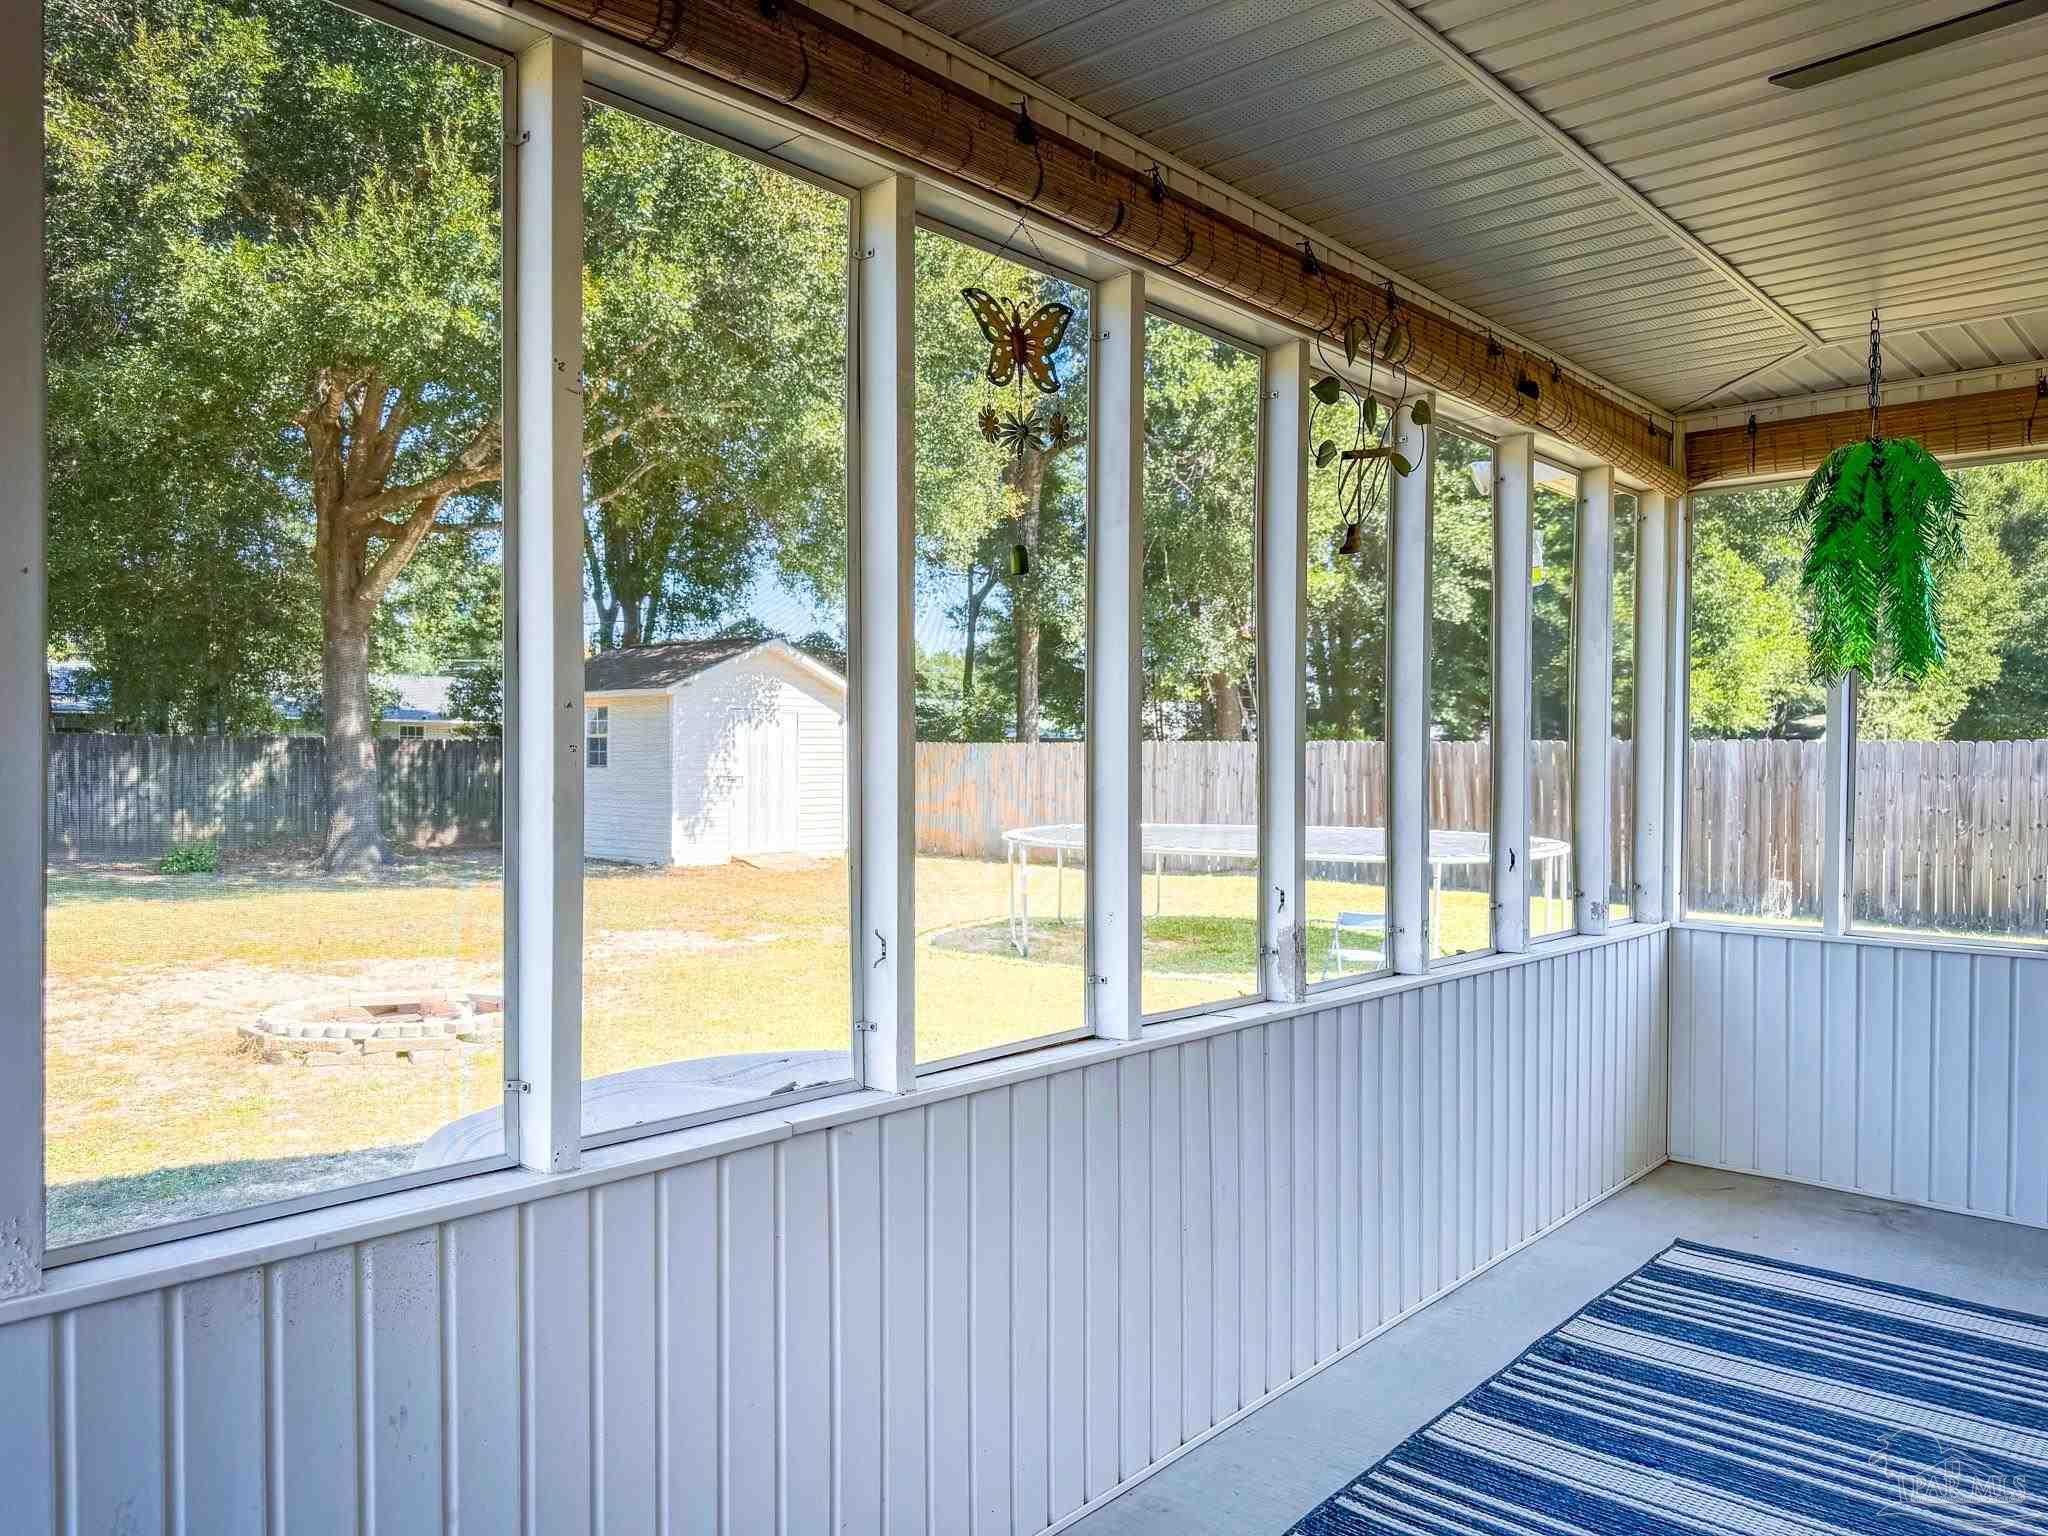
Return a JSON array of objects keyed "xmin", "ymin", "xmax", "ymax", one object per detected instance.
[{"xmin": 1793, "ymin": 314, "xmax": 1964, "ymax": 685}]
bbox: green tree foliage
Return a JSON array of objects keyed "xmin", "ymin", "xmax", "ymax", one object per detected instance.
[
  {"xmin": 45, "ymin": 0, "xmax": 322, "ymax": 732},
  {"xmin": 580, "ymin": 101, "xmax": 849, "ymax": 650},
  {"xmin": 1613, "ymin": 493, "xmax": 1638, "ymax": 740},
  {"xmin": 47, "ymin": 0, "xmax": 507, "ymax": 865},
  {"xmin": 1530, "ymin": 470, "xmax": 1576, "ymax": 748},
  {"xmin": 912, "ymin": 232, "xmax": 1088, "ymax": 743},
  {"xmin": 1686, "ymin": 485, "xmax": 1815, "ymax": 737},
  {"xmin": 445, "ymin": 664, "xmax": 502, "ymax": 737},
  {"xmin": 1141, "ymin": 316, "xmax": 1261, "ymax": 740},
  {"xmin": 1428, "ymin": 431, "xmax": 1495, "ymax": 741},
  {"xmin": 1690, "ymin": 465, "xmax": 2039, "ymax": 741},
  {"xmin": 46, "ymin": 0, "xmax": 855, "ymax": 865},
  {"xmin": 1306, "ymin": 389, "xmax": 1387, "ymax": 742}
]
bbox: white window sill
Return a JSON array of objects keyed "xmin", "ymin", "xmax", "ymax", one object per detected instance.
[{"xmin": 0, "ymin": 921, "xmax": 1669, "ymax": 1326}]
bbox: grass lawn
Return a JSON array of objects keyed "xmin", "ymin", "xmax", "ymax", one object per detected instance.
[{"xmin": 44, "ymin": 847, "xmax": 1496, "ymax": 1246}]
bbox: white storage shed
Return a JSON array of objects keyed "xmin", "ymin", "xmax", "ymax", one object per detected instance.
[{"xmin": 583, "ymin": 637, "xmax": 847, "ymax": 865}]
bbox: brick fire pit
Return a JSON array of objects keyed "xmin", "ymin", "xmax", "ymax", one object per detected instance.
[{"xmin": 241, "ymin": 990, "xmax": 502, "ymax": 1067}]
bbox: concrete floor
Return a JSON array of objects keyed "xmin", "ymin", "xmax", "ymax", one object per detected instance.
[{"xmin": 1067, "ymin": 1162, "xmax": 2048, "ymax": 1536}]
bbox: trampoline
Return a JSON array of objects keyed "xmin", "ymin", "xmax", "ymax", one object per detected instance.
[{"xmin": 1001, "ymin": 822, "xmax": 1570, "ymax": 958}]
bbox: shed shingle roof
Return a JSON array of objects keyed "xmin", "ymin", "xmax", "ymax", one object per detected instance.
[{"xmin": 583, "ymin": 637, "xmax": 788, "ymax": 694}]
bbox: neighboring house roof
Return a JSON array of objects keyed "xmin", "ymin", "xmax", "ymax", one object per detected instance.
[
  {"xmin": 584, "ymin": 638, "xmax": 845, "ymax": 698},
  {"xmin": 45, "ymin": 661, "xmax": 475, "ymax": 724},
  {"xmin": 375, "ymin": 673, "xmax": 460, "ymax": 723},
  {"xmin": 47, "ymin": 661, "xmax": 109, "ymax": 717}
]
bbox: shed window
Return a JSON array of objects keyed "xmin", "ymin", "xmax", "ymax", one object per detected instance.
[{"xmin": 586, "ymin": 706, "xmax": 608, "ymax": 768}]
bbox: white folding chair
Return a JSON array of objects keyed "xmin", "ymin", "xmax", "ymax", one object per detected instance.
[{"xmin": 1322, "ymin": 910, "xmax": 1387, "ymax": 980}]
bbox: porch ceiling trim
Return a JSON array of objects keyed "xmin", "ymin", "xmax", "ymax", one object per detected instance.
[
  {"xmin": 515, "ymin": 0, "xmax": 1688, "ymax": 494},
  {"xmin": 1353, "ymin": 0, "xmax": 1823, "ymax": 353}
]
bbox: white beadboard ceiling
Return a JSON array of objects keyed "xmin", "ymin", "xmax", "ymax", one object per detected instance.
[{"xmin": 876, "ymin": 0, "xmax": 2048, "ymax": 415}]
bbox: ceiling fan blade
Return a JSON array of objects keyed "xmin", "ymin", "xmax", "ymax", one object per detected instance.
[{"xmin": 1768, "ymin": 0, "xmax": 2048, "ymax": 88}]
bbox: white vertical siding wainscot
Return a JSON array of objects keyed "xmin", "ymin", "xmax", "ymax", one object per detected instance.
[
  {"xmin": 0, "ymin": 931, "xmax": 1667, "ymax": 1534},
  {"xmin": 1671, "ymin": 926, "xmax": 2048, "ymax": 1229}
]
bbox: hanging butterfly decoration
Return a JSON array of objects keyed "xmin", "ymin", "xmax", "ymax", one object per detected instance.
[
  {"xmin": 963, "ymin": 286, "xmax": 1075, "ymax": 460},
  {"xmin": 963, "ymin": 288, "xmax": 1073, "ymax": 394}
]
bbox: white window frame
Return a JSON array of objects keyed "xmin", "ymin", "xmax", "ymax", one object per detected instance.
[
  {"xmin": 909, "ymin": 215, "xmax": 1103, "ymax": 1075},
  {"xmin": 1679, "ymin": 468, "xmax": 2048, "ymax": 956},
  {"xmin": 1608, "ymin": 487, "xmax": 1647, "ymax": 928},
  {"xmin": 1492, "ymin": 431, "xmax": 1534, "ymax": 956},
  {"xmin": 1420, "ymin": 416, "xmax": 1502, "ymax": 968},
  {"xmin": 30, "ymin": 4, "xmax": 528, "ymax": 1271},
  {"xmin": 1632, "ymin": 487, "xmax": 1672, "ymax": 926},
  {"xmin": 1135, "ymin": 301, "xmax": 1271, "ymax": 1026},
  {"xmin": 2, "ymin": 0, "xmax": 1726, "ymax": 1292},
  {"xmin": 0, "ymin": 0, "xmax": 43, "ymax": 1296},
  {"xmin": 1573, "ymin": 465, "xmax": 1614, "ymax": 938},
  {"xmin": 583, "ymin": 705, "xmax": 607, "ymax": 768},
  {"xmin": 1528, "ymin": 455, "xmax": 1583, "ymax": 947},
  {"xmin": 572, "ymin": 85, "xmax": 868, "ymax": 1144},
  {"xmin": 1301, "ymin": 374, "xmax": 1406, "ymax": 994}
]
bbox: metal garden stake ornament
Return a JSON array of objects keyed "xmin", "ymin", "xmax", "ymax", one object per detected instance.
[{"xmin": 1304, "ymin": 268, "xmax": 1429, "ymax": 557}]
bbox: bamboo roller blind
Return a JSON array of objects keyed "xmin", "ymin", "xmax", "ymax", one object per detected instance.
[
  {"xmin": 530, "ymin": 0, "xmax": 1690, "ymax": 494},
  {"xmin": 1686, "ymin": 384, "xmax": 2048, "ymax": 485}
]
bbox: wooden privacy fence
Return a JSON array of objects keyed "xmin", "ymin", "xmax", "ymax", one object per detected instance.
[
  {"xmin": 1849, "ymin": 738, "xmax": 2048, "ymax": 935},
  {"xmin": 1683, "ymin": 738, "xmax": 2048, "ymax": 934},
  {"xmin": 1683, "ymin": 739, "xmax": 1823, "ymax": 921},
  {"xmin": 47, "ymin": 732, "xmax": 2047, "ymax": 932},
  {"xmin": 915, "ymin": 738, "xmax": 1631, "ymax": 896},
  {"xmin": 46, "ymin": 733, "xmax": 503, "ymax": 860},
  {"xmin": 921, "ymin": 736, "xmax": 2048, "ymax": 933}
]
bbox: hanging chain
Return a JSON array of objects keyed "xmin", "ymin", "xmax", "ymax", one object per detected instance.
[{"xmin": 1867, "ymin": 308, "xmax": 1883, "ymax": 441}]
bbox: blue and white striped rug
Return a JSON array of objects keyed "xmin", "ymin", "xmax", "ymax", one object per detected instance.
[{"xmin": 1294, "ymin": 1239, "xmax": 2048, "ymax": 1534}]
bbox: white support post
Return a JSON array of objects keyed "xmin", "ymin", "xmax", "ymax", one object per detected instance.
[
  {"xmin": 1575, "ymin": 466, "xmax": 1615, "ymax": 934},
  {"xmin": 1633, "ymin": 490, "xmax": 1670, "ymax": 923},
  {"xmin": 1260, "ymin": 341, "xmax": 1309, "ymax": 1001},
  {"xmin": 1090, "ymin": 273, "xmax": 1145, "ymax": 1037},
  {"xmin": 1387, "ymin": 396, "xmax": 1434, "ymax": 973},
  {"xmin": 0, "ymin": 0, "xmax": 46, "ymax": 1297},
  {"xmin": 1492, "ymin": 433, "xmax": 1534, "ymax": 955},
  {"xmin": 511, "ymin": 36, "xmax": 584, "ymax": 1173},
  {"xmin": 853, "ymin": 174, "xmax": 917, "ymax": 1086},
  {"xmin": 1663, "ymin": 493, "xmax": 1689, "ymax": 923},
  {"xmin": 1821, "ymin": 674, "xmax": 1856, "ymax": 935}
]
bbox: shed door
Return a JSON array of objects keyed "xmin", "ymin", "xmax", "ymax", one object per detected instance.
[{"xmin": 732, "ymin": 707, "xmax": 801, "ymax": 855}]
